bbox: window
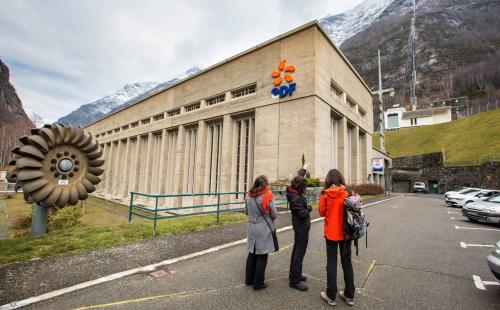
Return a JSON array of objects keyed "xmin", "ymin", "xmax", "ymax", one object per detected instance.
[
  {"xmin": 153, "ymin": 113, "xmax": 164, "ymax": 121},
  {"xmin": 121, "ymin": 125, "xmax": 129, "ymax": 131},
  {"xmin": 167, "ymin": 108, "xmax": 180, "ymax": 117},
  {"xmin": 185, "ymin": 102, "xmax": 200, "ymax": 112},
  {"xmin": 231, "ymin": 84, "xmax": 256, "ymax": 99},
  {"xmin": 347, "ymin": 96, "xmax": 357, "ymax": 109},
  {"xmin": 206, "ymin": 94, "xmax": 225, "ymax": 106},
  {"xmin": 114, "ymin": 128, "xmax": 120, "ymax": 133},
  {"xmin": 141, "ymin": 118, "xmax": 150, "ymax": 125},
  {"xmin": 234, "ymin": 116, "xmax": 255, "ymax": 197},
  {"xmin": 207, "ymin": 123, "xmax": 222, "ymax": 193},
  {"xmin": 330, "ymin": 80, "xmax": 344, "ymax": 98},
  {"xmin": 387, "ymin": 113, "xmax": 399, "ymax": 129},
  {"xmin": 411, "ymin": 118, "xmax": 418, "ymax": 125},
  {"xmin": 107, "ymin": 130, "xmax": 112, "ymax": 135},
  {"xmin": 358, "ymin": 107, "xmax": 367, "ymax": 116},
  {"xmin": 131, "ymin": 122, "xmax": 139, "ymax": 128},
  {"xmin": 96, "ymin": 134, "xmax": 100, "ymax": 138}
]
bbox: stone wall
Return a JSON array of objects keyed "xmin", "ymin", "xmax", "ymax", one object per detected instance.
[{"xmin": 389, "ymin": 152, "xmax": 500, "ymax": 193}]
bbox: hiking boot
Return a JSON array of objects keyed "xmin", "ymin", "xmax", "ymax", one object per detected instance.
[
  {"xmin": 320, "ymin": 292, "xmax": 336, "ymax": 306},
  {"xmin": 339, "ymin": 292, "xmax": 354, "ymax": 306},
  {"xmin": 253, "ymin": 283, "xmax": 268, "ymax": 290},
  {"xmin": 290, "ymin": 281, "xmax": 308, "ymax": 291}
]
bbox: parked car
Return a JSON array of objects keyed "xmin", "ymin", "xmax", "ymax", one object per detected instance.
[
  {"xmin": 413, "ymin": 182, "xmax": 427, "ymax": 193},
  {"xmin": 444, "ymin": 187, "xmax": 478, "ymax": 198},
  {"xmin": 446, "ymin": 189, "xmax": 499, "ymax": 208},
  {"xmin": 487, "ymin": 241, "xmax": 500, "ymax": 282},
  {"xmin": 462, "ymin": 193, "xmax": 500, "ymax": 224}
]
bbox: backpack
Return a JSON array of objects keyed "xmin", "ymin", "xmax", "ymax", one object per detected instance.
[{"xmin": 343, "ymin": 192, "xmax": 369, "ymax": 256}]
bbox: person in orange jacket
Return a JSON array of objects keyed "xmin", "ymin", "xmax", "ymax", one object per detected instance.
[{"xmin": 318, "ymin": 169, "xmax": 355, "ymax": 307}]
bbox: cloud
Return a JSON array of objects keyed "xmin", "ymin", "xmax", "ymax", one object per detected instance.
[{"xmin": 0, "ymin": 0, "xmax": 363, "ymax": 122}]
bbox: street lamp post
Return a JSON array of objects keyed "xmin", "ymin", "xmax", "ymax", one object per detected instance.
[{"xmin": 372, "ymin": 49, "xmax": 394, "ymax": 153}]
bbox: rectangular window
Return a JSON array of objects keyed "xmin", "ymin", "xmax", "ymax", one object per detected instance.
[
  {"xmin": 206, "ymin": 94, "xmax": 225, "ymax": 106},
  {"xmin": 107, "ymin": 130, "xmax": 112, "ymax": 135},
  {"xmin": 131, "ymin": 122, "xmax": 139, "ymax": 128},
  {"xmin": 114, "ymin": 128, "xmax": 120, "ymax": 133},
  {"xmin": 207, "ymin": 122, "xmax": 223, "ymax": 193},
  {"xmin": 185, "ymin": 102, "xmax": 201, "ymax": 112},
  {"xmin": 330, "ymin": 80, "xmax": 344, "ymax": 98},
  {"xmin": 231, "ymin": 84, "xmax": 256, "ymax": 99},
  {"xmin": 153, "ymin": 113, "xmax": 164, "ymax": 121},
  {"xmin": 167, "ymin": 108, "xmax": 181, "ymax": 117},
  {"xmin": 234, "ymin": 116, "xmax": 255, "ymax": 196},
  {"xmin": 347, "ymin": 96, "xmax": 357, "ymax": 109},
  {"xmin": 121, "ymin": 125, "xmax": 129, "ymax": 131},
  {"xmin": 358, "ymin": 107, "xmax": 366, "ymax": 116},
  {"xmin": 141, "ymin": 118, "xmax": 150, "ymax": 125}
]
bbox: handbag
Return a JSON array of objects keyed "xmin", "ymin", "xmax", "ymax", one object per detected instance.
[{"xmin": 253, "ymin": 197, "xmax": 279, "ymax": 251}]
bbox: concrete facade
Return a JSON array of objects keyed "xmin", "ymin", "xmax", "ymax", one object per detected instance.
[{"xmin": 84, "ymin": 22, "xmax": 374, "ymax": 204}]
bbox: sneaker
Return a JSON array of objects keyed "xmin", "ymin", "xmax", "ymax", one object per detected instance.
[
  {"xmin": 290, "ymin": 281, "xmax": 309, "ymax": 291},
  {"xmin": 339, "ymin": 292, "xmax": 354, "ymax": 306},
  {"xmin": 320, "ymin": 292, "xmax": 336, "ymax": 306}
]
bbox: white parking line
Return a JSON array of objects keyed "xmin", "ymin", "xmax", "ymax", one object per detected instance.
[
  {"xmin": 447, "ymin": 211, "xmax": 460, "ymax": 214},
  {"xmin": 455, "ymin": 225, "xmax": 500, "ymax": 232},
  {"xmin": 450, "ymin": 217, "xmax": 463, "ymax": 220},
  {"xmin": 460, "ymin": 242, "xmax": 493, "ymax": 249},
  {"xmin": 473, "ymin": 275, "xmax": 500, "ymax": 290}
]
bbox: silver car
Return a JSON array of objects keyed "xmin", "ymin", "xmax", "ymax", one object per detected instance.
[
  {"xmin": 487, "ymin": 241, "xmax": 500, "ymax": 282},
  {"xmin": 462, "ymin": 193, "xmax": 500, "ymax": 224}
]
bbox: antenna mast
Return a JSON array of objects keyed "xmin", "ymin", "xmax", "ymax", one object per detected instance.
[{"xmin": 410, "ymin": 0, "xmax": 417, "ymax": 111}]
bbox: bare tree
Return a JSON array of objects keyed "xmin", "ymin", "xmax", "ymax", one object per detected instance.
[{"xmin": 30, "ymin": 112, "xmax": 45, "ymax": 128}]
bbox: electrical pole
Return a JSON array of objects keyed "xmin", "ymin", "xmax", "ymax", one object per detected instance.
[{"xmin": 372, "ymin": 49, "xmax": 394, "ymax": 153}]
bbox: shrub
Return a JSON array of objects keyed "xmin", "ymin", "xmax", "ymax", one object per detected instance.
[
  {"xmin": 49, "ymin": 206, "xmax": 82, "ymax": 231},
  {"xmin": 305, "ymin": 178, "xmax": 321, "ymax": 187},
  {"xmin": 351, "ymin": 184, "xmax": 384, "ymax": 195},
  {"xmin": 17, "ymin": 213, "xmax": 32, "ymax": 228}
]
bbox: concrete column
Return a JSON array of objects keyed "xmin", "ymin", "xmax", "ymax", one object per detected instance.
[
  {"xmin": 157, "ymin": 129, "xmax": 168, "ymax": 195},
  {"xmin": 351, "ymin": 126, "xmax": 360, "ymax": 185},
  {"xmin": 112, "ymin": 140, "xmax": 122, "ymax": 197},
  {"xmin": 337, "ymin": 116, "xmax": 349, "ymax": 181},
  {"xmin": 129, "ymin": 136, "xmax": 141, "ymax": 194},
  {"xmin": 98, "ymin": 144, "xmax": 107, "ymax": 193},
  {"xmin": 360, "ymin": 132, "xmax": 368, "ymax": 184},
  {"xmin": 106, "ymin": 142, "xmax": 115, "ymax": 197},
  {"xmin": 219, "ymin": 115, "xmax": 234, "ymax": 195},
  {"xmin": 121, "ymin": 137, "xmax": 131, "ymax": 198},
  {"xmin": 143, "ymin": 132, "xmax": 154, "ymax": 195},
  {"xmin": 194, "ymin": 121, "xmax": 208, "ymax": 193}
]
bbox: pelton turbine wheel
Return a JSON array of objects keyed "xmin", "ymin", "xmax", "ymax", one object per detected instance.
[{"xmin": 7, "ymin": 123, "xmax": 104, "ymax": 207}]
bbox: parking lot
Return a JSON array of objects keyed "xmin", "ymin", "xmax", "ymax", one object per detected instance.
[{"xmin": 5, "ymin": 194, "xmax": 500, "ymax": 309}]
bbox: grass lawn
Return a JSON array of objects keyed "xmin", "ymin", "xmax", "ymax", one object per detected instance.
[
  {"xmin": 373, "ymin": 109, "xmax": 500, "ymax": 164},
  {"xmin": 0, "ymin": 194, "xmax": 246, "ymax": 265}
]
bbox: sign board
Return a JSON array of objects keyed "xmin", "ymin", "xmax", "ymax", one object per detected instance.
[
  {"xmin": 271, "ymin": 59, "xmax": 297, "ymax": 98},
  {"xmin": 372, "ymin": 158, "xmax": 384, "ymax": 173}
]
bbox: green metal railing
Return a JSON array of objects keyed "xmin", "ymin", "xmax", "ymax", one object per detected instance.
[{"xmin": 128, "ymin": 188, "xmax": 321, "ymax": 237}]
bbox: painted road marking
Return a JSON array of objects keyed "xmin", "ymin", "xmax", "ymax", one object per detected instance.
[
  {"xmin": 450, "ymin": 217, "xmax": 463, "ymax": 220},
  {"xmin": 460, "ymin": 242, "xmax": 493, "ymax": 249},
  {"xmin": 0, "ymin": 194, "xmax": 404, "ymax": 310},
  {"xmin": 473, "ymin": 275, "xmax": 500, "ymax": 290},
  {"xmin": 447, "ymin": 211, "xmax": 460, "ymax": 214},
  {"xmin": 455, "ymin": 225, "xmax": 500, "ymax": 232}
]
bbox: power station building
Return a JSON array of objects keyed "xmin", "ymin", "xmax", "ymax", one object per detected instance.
[{"xmin": 84, "ymin": 21, "xmax": 375, "ymax": 204}]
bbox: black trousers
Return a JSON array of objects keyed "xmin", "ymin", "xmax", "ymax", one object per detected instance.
[
  {"xmin": 289, "ymin": 218, "xmax": 310, "ymax": 284},
  {"xmin": 245, "ymin": 251, "xmax": 268, "ymax": 289},
  {"xmin": 325, "ymin": 239, "xmax": 355, "ymax": 300}
]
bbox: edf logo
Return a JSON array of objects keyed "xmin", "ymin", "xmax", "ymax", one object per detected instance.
[{"xmin": 271, "ymin": 59, "xmax": 297, "ymax": 98}]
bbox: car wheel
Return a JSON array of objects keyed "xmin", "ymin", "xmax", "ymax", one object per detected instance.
[{"xmin": 468, "ymin": 218, "xmax": 478, "ymax": 223}]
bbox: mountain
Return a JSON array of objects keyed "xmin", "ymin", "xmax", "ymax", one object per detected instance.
[
  {"xmin": 57, "ymin": 67, "xmax": 201, "ymax": 127},
  {"xmin": 326, "ymin": 0, "xmax": 500, "ymax": 115},
  {"xmin": 0, "ymin": 58, "xmax": 34, "ymax": 168},
  {"xmin": 320, "ymin": 0, "xmax": 393, "ymax": 45}
]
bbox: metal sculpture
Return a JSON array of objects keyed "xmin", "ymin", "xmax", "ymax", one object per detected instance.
[{"xmin": 7, "ymin": 123, "xmax": 104, "ymax": 234}]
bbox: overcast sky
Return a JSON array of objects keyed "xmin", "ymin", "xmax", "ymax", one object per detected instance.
[{"xmin": 0, "ymin": 0, "xmax": 364, "ymax": 122}]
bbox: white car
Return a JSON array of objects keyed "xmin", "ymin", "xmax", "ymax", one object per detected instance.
[
  {"xmin": 444, "ymin": 187, "xmax": 479, "ymax": 198},
  {"xmin": 462, "ymin": 194, "xmax": 500, "ymax": 224},
  {"xmin": 446, "ymin": 189, "xmax": 499, "ymax": 208}
]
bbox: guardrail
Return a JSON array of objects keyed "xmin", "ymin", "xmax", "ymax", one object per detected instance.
[{"xmin": 129, "ymin": 188, "xmax": 322, "ymax": 237}]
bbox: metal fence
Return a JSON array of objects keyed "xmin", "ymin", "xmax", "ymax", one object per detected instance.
[{"xmin": 128, "ymin": 188, "xmax": 323, "ymax": 237}]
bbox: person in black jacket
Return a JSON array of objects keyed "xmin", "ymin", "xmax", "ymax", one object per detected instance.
[{"xmin": 286, "ymin": 173, "xmax": 312, "ymax": 291}]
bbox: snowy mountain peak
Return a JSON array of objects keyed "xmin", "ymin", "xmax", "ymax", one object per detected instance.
[
  {"xmin": 320, "ymin": 0, "xmax": 394, "ymax": 45},
  {"xmin": 57, "ymin": 67, "xmax": 201, "ymax": 127}
]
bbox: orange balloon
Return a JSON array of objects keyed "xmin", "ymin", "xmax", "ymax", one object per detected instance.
[
  {"xmin": 271, "ymin": 70, "xmax": 281, "ymax": 78},
  {"xmin": 278, "ymin": 60, "xmax": 286, "ymax": 70},
  {"xmin": 285, "ymin": 73, "xmax": 293, "ymax": 82},
  {"xmin": 285, "ymin": 65, "xmax": 296, "ymax": 72},
  {"xmin": 274, "ymin": 76, "xmax": 283, "ymax": 86}
]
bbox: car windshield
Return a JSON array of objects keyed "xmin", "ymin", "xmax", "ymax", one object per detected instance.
[
  {"xmin": 462, "ymin": 189, "xmax": 480, "ymax": 195},
  {"xmin": 487, "ymin": 194, "xmax": 500, "ymax": 203},
  {"xmin": 415, "ymin": 182, "xmax": 424, "ymax": 186}
]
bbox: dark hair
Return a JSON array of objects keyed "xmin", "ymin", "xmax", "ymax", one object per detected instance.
[
  {"xmin": 324, "ymin": 169, "xmax": 345, "ymax": 189},
  {"xmin": 291, "ymin": 176, "xmax": 306, "ymax": 196},
  {"xmin": 249, "ymin": 175, "xmax": 269, "ymax": 195}
]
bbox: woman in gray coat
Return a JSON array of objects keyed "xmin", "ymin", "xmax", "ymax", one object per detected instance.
[{"xmin": 245, "ymin": 175, "xmax": 278, "ymax": 290}]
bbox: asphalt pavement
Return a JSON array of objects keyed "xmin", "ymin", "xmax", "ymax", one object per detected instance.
[{"xmin": 8, "ymin": 194, "xmax": 500, "ymax": 309}]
